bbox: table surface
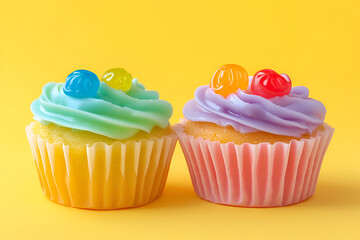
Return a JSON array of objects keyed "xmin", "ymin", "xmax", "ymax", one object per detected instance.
[{"xmin": 1, "ymin": 0, "xmax": 359, "ymax": 239}]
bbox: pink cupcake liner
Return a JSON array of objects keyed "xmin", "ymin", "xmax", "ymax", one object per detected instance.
[{"xmin": 175, "ymin": 121, "xmax": 334, "ymax": 207}]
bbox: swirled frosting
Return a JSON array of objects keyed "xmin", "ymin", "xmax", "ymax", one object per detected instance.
[
  {"xmin": 31, "ymin": 79, "xmax": 173, "ymax": 139},
  {"xmin": 183, "ymin": 82, "xmax": 326, "ymax": 138}
]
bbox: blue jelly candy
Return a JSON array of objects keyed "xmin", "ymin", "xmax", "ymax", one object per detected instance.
[{"xmin": 63, "ymin": 70, "xmax": 100, "ymax": 98}]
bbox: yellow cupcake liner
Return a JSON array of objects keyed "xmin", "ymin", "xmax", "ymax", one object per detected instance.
[{"xmin": 25, "ymin": 124, "xmax": 177, "ymax": 210}]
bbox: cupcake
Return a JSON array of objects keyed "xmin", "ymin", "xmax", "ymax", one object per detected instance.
[
  {"xmin": 175, "ymin": 64, "xmax": 334, "ymax": 207},
  {"xmin": 26, "ymin": 68, "xmax": 177, "ymax": 209}
]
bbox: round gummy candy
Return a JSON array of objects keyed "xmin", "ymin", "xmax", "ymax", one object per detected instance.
[
  {"xmin": 210, "ymin": 64, "xmax": 249, "ymax": 97},
  {"xmin": 101, "ymin": 68, "xmax": 133, "ymax": 91},
  {"xmin": 63, "ymin": 70, "xmax": 100, "ymax": 98},
  {"xmin": 250, "ymin": 69, "xmax": 292, "ymax": 99}
]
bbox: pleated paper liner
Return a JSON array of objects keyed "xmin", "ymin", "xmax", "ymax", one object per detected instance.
[
  {"xmin": 26, "ymin": 123, "xmax": 177, "ymax": 210},
  {"xmin": 175, "ymin": 121, "xmax": 334, "ymax": 207}
]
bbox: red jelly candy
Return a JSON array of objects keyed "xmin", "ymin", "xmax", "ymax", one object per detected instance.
[{"xmin": 250, "ymin": 69, "xmax": 291, "ymax": 99}]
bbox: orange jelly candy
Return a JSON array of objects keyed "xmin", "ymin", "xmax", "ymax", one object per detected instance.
[{"xmin": 210, "ymin": 64, "xmax": 249, "ymax": 97}]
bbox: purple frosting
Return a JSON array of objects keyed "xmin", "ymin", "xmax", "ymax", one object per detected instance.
[{"xmin": 183, "ymin": 84, "xmax": 326, "ymax": 138}]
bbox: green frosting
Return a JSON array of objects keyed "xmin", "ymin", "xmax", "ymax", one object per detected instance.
[{"xmin": 31, "ymin": 79, "xmax": 173, "ymax": 139}]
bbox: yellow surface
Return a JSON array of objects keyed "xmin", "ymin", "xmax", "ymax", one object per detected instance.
[{"xmin": 0, "ymin": 0, "xmax": 359, "ymax": 239}]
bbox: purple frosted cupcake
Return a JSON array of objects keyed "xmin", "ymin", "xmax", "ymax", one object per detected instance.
[{"xmin": 175, "ymin": 64, "xmax": 334, "ymax": 207}]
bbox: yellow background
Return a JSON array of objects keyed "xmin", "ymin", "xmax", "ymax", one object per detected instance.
[{"xmin": 0, "ymin": 0, "xmax": 359, "ymax": 239}]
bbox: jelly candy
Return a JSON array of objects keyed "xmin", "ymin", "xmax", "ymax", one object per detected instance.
[
  {"xmin": 210, "ymin": 64, "xmax": 249, "ymax": 97},
  {"xmin": 250, "ymin": 69, "xmax": 291, "ymax": 99},
  {"xmin": 63, "ymin": 70, "xmax": 100, "ymax": 98},
  {"xmin": 101, "ymin": 68, "xmax": 133, "ymax": 91}
]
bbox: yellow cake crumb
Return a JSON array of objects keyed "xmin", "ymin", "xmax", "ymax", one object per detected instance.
[
  {"xmin": 183, "ymin": 121, "xmax": 325, "ymax": 145},
  {"xmin": 31, "ymin": 121, "xmax": 174, "ymax": 147}
]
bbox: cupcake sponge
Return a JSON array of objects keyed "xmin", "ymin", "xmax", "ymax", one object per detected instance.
[
  {"xmin": 32, "ymin": 121, "xmax": 174, "ymax": 148},
  {"xmin": 184, "ymin": 121, "xmax": 325, "ymax": 145}
]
